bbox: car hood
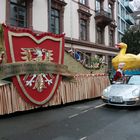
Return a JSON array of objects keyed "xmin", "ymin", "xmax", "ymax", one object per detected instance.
[{"xmin": 106, "ymin": 84, "xmax": 140, "ymax": 96}]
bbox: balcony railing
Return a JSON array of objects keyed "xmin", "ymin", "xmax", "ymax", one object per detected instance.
[
  {"xmin": 125, "ymin": 15, "xmax": 135, "ymax": 25},
  {"xmin": 95, "ymin": 9, "xmax": 113, "ymax": 28},
  {"xmin": 124, "ymin": 2, "xmax": 134, "ymax": 13},
  {"xmin": 95, "ymin": 9, "xmax": 112, "ymax": 19}
]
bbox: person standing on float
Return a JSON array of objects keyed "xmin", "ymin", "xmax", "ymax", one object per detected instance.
[{"xmin": 113, "ymin": 63, "xmax": 125, "ymax": 82}]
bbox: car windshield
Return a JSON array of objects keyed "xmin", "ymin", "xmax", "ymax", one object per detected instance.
[{"xmin": 127, "ymin": 75, "xmax": 140, "ymax": 85}]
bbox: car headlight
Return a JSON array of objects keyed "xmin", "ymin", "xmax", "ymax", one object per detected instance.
[
  {"xmin": 103, "ymin": 88, "xmax": 108, "ymax": 94},
  {"xmin": 102, "ymin": 87, "xmax": 110, "ymax": 98},
  {"xmin": 132, "ymin": 89, "xmax": 140, "ymax": 97}
]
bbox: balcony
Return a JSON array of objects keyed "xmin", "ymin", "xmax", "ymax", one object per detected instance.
[
  {"xmin": 95, "ymin": 9, "xmax": 113, "ymax": 28},
  {"xmin": 124, "ymin": 2, "xmax": 134, "ymax": 13},
  {"xmin": 125, "ymin": 15, "xmax": 135, "ymax": 25},
  {"xmin": 130, "ymin": 25, "xmax": 140, "ymax": 31},
  {"xmin": 78, "ymin": 3, "xmax": 92, "ymax": 17}
]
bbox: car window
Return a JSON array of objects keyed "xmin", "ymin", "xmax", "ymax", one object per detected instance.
[{"xmin": 128, "ymin": 76, "xmax": 140, "ymax": 85}]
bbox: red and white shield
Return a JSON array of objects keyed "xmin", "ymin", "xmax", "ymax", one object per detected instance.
[{"xmin": 3, "ymin": 25, "xmax": 65, "ymax": 105}]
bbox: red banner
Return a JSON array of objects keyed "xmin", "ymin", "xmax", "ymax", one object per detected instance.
[{"xmin": 3, "ymin": 25, "xmax": 65, "ymax": 105}]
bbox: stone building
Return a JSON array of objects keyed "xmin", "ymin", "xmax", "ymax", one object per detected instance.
[{"xmin": 0, "ymin": 0, "xmax": 134, "ymax": 72}]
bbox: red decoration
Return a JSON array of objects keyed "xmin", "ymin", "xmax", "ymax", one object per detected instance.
[
  {"xmin": 113, "ymin": 69, "xmax": 123, "ymax": 81},
  {"xmin": 3, "ymin": 24, "xmax": 65, "ymax": 105}
]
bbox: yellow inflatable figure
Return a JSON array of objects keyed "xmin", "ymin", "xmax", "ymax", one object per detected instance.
[{"xmin": 112, "ymin": 42, "xmax": 140, "ymax": 70}]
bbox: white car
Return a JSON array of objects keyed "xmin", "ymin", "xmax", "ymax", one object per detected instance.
[{"xmin": 101, "ymin": 75, "xmax": 140, "ymax": 106}]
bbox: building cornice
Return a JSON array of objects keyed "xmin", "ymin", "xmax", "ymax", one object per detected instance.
[{"xmin": 65, "ymin": 37, "xmax": 119, "ymax": 53}]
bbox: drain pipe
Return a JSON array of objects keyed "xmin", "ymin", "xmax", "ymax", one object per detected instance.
[
  {"xmin": 48, "ymin": 0, "xmax": 51, "ymax": 32},
  {"xmin": 70, "ymin": 0, "xmax": 73, "ymax": 49}
]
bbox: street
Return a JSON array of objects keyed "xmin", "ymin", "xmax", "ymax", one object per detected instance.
[{"xmin": 0, "ymin": 99, "xmax": 140, "ymax": 140}]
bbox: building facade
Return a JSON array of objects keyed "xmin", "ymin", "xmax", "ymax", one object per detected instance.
[
  {"xmin": 117, "ymin": 0, "xmax": 134, "ymax": 42},
  {"xmin": 0, "ymin": 0, "xmax": 120, "ymax": 71},
  {"xmin": 131, "ymin": 10, "xmax": 140, "ymax": 30}
]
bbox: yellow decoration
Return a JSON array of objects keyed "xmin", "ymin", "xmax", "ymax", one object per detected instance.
[{"xmin": 112, "ymin": 42, "xmax": 140, "ymax": 70}]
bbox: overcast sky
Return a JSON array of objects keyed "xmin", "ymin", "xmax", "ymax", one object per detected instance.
[{"xmin": 130, "ymin": 0, "xmax": 140, "ymax": 11}]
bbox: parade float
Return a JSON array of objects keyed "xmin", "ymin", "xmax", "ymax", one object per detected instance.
[
  {"xmin": 112, "ymin": 42, "xmax": 140, "ymax": 76},
  {"xmin": 0, "ymin": 24, "xmax": 110, "ymax": 115}
]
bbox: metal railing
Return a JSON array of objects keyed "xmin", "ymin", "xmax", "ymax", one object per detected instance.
[{"xmin": 95, "ymin": 9, "xmax": 112, "ymax": 19}]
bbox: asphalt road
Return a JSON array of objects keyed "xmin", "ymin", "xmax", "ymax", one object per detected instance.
[{"xmin": 0, "ymin": 99, "xmax": 140, "ymax": 140}]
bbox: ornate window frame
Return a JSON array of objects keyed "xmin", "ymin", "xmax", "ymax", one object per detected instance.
[
  {"xmin": 79, "ymin": 0, "xmax": 88, "ymax": 6},
  {"xmin": 108, "ymin": 0, "xmax": 115, "ymax": 20},
  {"xmin": 96, "ymin": 26, "xmax": 104, "ymax": 44},
  {"xmin": 6, "ymin": 0, "xmax": 33, "ymax": 28},
  {"xmin": 50, "ymin": 0, "xmax": 67, "ymax": 34},
  {"xmin": 109, "ymin": 27, "xmax": 115, "ymax": 47},
  {"xmin": 77, "ymin": 3, "xmax": 92, "ymax": 41}
]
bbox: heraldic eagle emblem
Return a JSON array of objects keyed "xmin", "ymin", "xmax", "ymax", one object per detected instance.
[{"xmin": 0, "ymin": 24, "xmax": 71, "ymax": 105}]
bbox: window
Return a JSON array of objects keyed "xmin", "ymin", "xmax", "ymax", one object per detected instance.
[
  {"xmin": 118, "ymin": 17, "xmax": 121, "ymax": 30},
  {"xmin": 121, "ymin": 6, "xmax": 125, "ymax": 17},
  {"xmin": 96, "ymin": 27, "xmax": 104, "ymax": 44},
  {"xmin": 51, "ymin": 8, "xmax": 60, "ymax": 34},
  {"xmin": 96, "ymin": 0, "xmax": 100, "ymax": 11},
  {"xmin": 50, "ymin": 0, "xmax": 67, "ymax": 34},
  {"xmin": 6, "ymin": 0, "xmax": 33, "ymax": 28},
  {"xmin": 118, "ymin": 2, "xmax": 120, "ymax": 15},
  {"xmin": 120, "ymin": 0, "xmax": 124, "ymax": 5},
  {"xmin": 79, "ymin": 0, "xmax": 86, "ymax": 5},
  {"xmin": 108, "ymin": 3, "xmax": 113, "ymax": 18},
  {"xmin": 108, "ymin": 56, "xmax": 113, "ymax": 70},
  {"xmin": 80, "ymin": 19, "xmax": 88, "ymax": 41},
  {"xmin": 10, "ymin": 0, "xmax": 27, "ymax": 27},
  {"xmin": 118, "ymin": 32, "xmax": 123, "ymax": 43},
  {"xmin": 126, "ymin": 23, "xmax": 129, "ymax": 30},
  {"xmin": 121, "ymin": 20, "xmax": 125, "ymax": 32},
  {"xmin": 117, "ymin": 32, "xmax": 120, "ymax": 43},
  {"xmin": 109, "ymin": 29, "xmax": 115, "ymax": 47},
  {"xmin": 78, "ymin": 6, "xmax": 91, "ymax": 41}
]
